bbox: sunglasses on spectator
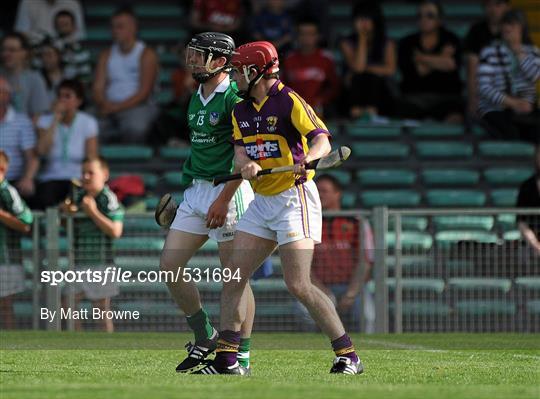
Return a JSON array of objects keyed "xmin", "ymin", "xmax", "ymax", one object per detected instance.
[{"xmin": 418, "ymin": 11, "xmax": 438, "ymax": 20}]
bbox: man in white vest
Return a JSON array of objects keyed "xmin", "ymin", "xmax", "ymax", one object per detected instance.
[{"xmin": 93, "ymin": 6, "xmax": 159, "ymax": 143}]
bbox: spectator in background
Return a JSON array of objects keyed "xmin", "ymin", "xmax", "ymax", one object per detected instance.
[
  {"xmin": 153, "ymin": 43, "xmax": 197, "ymax": 146},
  {"xmin": 35, "ymin": 79, "xmax": 98, "ymax": 209},
  {"xmin": 61, "ymin": 157, "xmax": 124, "ymax": 332},
  {"xmin": 252, "ymin": 0, "xmax": 293, "ymax": 54},
  {"xmin": 339, "ymin": 1, "xmax": 396, "ymax": 119},
  {"xmin": 517, "ymin": 146, "xmax": 540, "ymax": 269},
  {"xmin": 295, "ymin": 174, "xmax": 375, "ymax": 333},
  {"xmin": 190, "ymin": 0, "xmax": 248, "ymax": 43},
  {"xmin": 14, "ymin": 0, "xmax": 85, "ymax": 46},
  {"xmin": 38, "ymin": 41, "xmax": 65, "ymax": 104},
  {"xmin": 0, "ymin": 77, "xmax": 38, "ymax": 200},
  {"xmin": 0, "ymin": 32, "xmax": 51, "ymax": 121},
  {"xmin": 464, "ymin": 0, "xmax": 510, "ymax": 117},
  {"xmin": 398, "ymin": 0, "xmax": 463, "ymax": 122},
  {"xmin": 93, "ymin": 7, "xmax": 159, "ymax": 144},
  {"xmin": 52, "ymin": 10, "xmax": 92, "ymax": 84},
  {"xmin": 477, "ymin": 10, "xmax": 539, "ymax": 144},
  {"xmin": 282, "ymin": 18, "xmax": 340, "ymax": 117},
  {"xmin": 0, "ymin": 150, "xmax": 33, "ymax": 330}
]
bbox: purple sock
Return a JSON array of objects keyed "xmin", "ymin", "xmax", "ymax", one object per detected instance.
[
  {"xmin": 214, "ymin": 330, "xmax": 240, "ymax": 368},
  {"xmin": 331, "ymin": 334, "xmax": 359, "ymax": 363}
]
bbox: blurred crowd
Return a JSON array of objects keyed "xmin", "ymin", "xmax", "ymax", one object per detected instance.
[{"xmin": 0, "ymin": 0, "xmax": 539, "ymax": 211}]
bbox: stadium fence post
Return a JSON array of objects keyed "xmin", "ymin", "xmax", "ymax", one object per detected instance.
[
  {"xmin": 373, "ymin": 206, "xmax": 389, "ymax": 333},
  {"xmin": 357, "ymin": 212, "xmax": 366, "ymax": 333},
  {"xmin": 45, "ymin": 207, "xmax": 61, "ymax": 331},
  {"xmin": 394, "ymin": 212, "xmax": 403, "ymax": 333},
  {"xmin": 31, "ymin": 214, "xmax": 42, "ymax": 330},
  {"xmin": 66, "ymin": 215, "xmax": 75, "ymax": 331}
]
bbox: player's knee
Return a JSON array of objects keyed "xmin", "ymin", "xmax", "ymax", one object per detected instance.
[
  {"xmin": 159, "ymin": 252, "xmax": 178, "ymax": 273},
  {"xmin": 285, "ymin": 280, "xmax": 312, "ymax": 302}
]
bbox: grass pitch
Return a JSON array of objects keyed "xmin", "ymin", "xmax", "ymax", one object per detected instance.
[{"xmin": 1, "ymin": 331, "xmax": 539, "ymax": 399}]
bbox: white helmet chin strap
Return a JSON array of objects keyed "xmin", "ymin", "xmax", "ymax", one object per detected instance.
[
  {"xmin": 205, "ymin": 53, "xmax": 224, "ymax": 74},
  {"xmin": 241, "ymin": 65, "xmax": 264, "ymax": 86}
]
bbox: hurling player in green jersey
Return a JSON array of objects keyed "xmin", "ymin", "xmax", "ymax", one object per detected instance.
[{"xmin": 156, "ymin": 33, "xmax": 255, "ymax": 373}]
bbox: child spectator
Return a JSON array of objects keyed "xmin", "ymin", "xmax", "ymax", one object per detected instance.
[
  {"xmin": 517, "ymin": 146, "xmax": 540, "ymax": 260},
  {"xmin": 53, "ymin": 10, "xmax": 92, "ymax": 84},
  {"xmin": 61, "ymin": 156, "xmax": 124, "ymax": 332},
  {"xmin": 464, "ymin": 0, "xmax": 510, "ymax": 117},
  {"xmin": 252, "ymin": 0, "xmax": 293, "ymax": 54},
  {"xmin": 339, "ymin": 1, "xmax": 396, "ymax": 119},
  {"xmin": 398, "ymin": 0, "xmax": 463, "ymax": 122},
  {"xmin": 477, "ymin": 10, "xmax": 539, "ymax": 143},
  {"xmin": 283, "ymin": 18, "xmax": 340, "ymax": 116},
  {"xmin": 0, "ymin": 150, "xmax": 33, "ymax": 329},
  {"xmin": 35, "ymin": 79, "xmax": 98, "ymax": 209}
]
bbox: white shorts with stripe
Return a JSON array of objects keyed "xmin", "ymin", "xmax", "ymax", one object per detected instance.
[
  {"xmin": 170, "ymin": 179, "xmax": 254, "ymax": 242},
  {"xmin": 236, "ymin": 179, "xmax": 322, "ymax": 246}
]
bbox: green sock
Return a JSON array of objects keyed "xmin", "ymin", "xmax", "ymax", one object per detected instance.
[
  {"xmin": 238, "ymin": 337, "xmax": 251, "ymax": 368},
  {"xmin": 186, "ymin": 308, "xmax": 214, "ymax": 342}
]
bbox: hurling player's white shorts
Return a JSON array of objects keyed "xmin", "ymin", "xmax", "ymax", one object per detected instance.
[
  {"xmin": 236, "ymin": 179, "xmax": 322, "ymax": 246},
  {"xmin": 170, "ymin": 179, "xmax": 254, "ymax": 242}
]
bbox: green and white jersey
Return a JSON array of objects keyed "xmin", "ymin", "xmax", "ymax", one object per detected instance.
[
  {"xmin": 0, "ymin": 179, "xmax": 33, "ymax": 265},
  {"xmin": 73, "ymin": 185, "xmax": 124, "ymax": 266},
  {"xmin": 182, "ymin": 75, "xmax": 241, "ymax": 186}
]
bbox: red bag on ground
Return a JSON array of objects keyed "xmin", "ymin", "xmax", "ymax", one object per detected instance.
[{"xmin": 108, "ymin": 175, "xmax": 145, "ymax": 203}]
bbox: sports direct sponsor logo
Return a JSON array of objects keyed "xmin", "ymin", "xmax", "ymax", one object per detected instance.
[{"xmin": 245, "ymin": 140, "xmax": 281, "ymax": 160}]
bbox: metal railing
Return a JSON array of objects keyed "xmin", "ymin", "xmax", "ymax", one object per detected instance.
[{"xmin": 2, "ymin": 207, "xmax": 539, "ymax": 333}]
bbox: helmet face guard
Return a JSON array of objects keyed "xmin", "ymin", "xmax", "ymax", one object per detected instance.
[
  {"xmin": 186, "ymin": 45, "xmax": 230, "ymax": 83},
  {"xmin": 233, "ymin": 59, "xmax": 278, "ymax": 100}
]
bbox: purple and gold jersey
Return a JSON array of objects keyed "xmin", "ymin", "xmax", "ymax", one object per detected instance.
[{"xmin": 232, "ymin": 80, "xmax": 330, "ymax": 196}]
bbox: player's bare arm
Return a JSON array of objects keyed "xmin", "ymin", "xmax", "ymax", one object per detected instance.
[
  {"xmin": 0, "ymin": 209, "xmax": 31, "ymax": 234},
  {"xmin": 206, "ymin": 179, "xmax": 243, "ymax": 229},
  {"xmin": 293, "ymin": 134, "xmax": 332, "ymax": 176},
  {"xmin": 235, "ymin": 144, "xmax": 262, "ymax": 180}
]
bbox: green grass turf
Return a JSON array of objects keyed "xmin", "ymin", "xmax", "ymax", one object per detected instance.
[{"xmin": 1, "ymin": 332, "xmax": 539, "ymax": 399}]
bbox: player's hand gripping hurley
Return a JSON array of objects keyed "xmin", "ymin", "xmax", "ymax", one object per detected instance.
[{"xmin": 213, "ymin": 146, "xmax": 351, "ymax": 186}]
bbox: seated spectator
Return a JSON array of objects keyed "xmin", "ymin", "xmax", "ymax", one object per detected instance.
[
  {"xmin": 0, "ymin": 150, "xmax": 33, "ymax": 329},
  {"xmin": 52, "ymin": 9, "xmax": 92, "ymax": 84},
  {"xmin": 190, "ymin": 0, "xmax": 248, "ymax": 43},
  {"xmin": 282, "ymin": 18, "xmax": 340, "ymax": 117},
  {"xmin": 295, "ymin": 174, "xmax": 375, "ymax": 333},
  {"xmin": 0, "ymin": 32, "xmax": 51, "ymax": 121},
  {"xmin": 464, "ymin": 0, "xmax": 510, "ymax": 117},
  {"xmin": 35, "ymin": 79, "xmax": 98, "ymax": 209},
  {"xmin": 93, "ymin": 7, "xmax": 159, "ymax": 144},
  {"xmin": 14, "ymin": 0, "xmax": 85, "ymax": 45},
  {"xmin": 61, "ymin": 156, "xmax": 124, "ymax": 332},
  {"xmin": 0, "ymin": 76, "xmax": 38, "ymax": 200},
  {"xmin": 252, "ymin": 0, "xmax": 293, "ymax": 54},
  {"xmin": 397, "ymin": 0, "xmax": 463, "ymax": 122},
  {"xmin": 517, "ymin": 146, "xmax": 540, "ymax": 269},
  {"xmin": 339, "ymin": 1, "xmax": 396, "ymax": 119},
  {"xmin": 477, "ymin": 10, "xmax": 539, "ymax": 144},
  {"xmin": 38, "ymin": 41, "xmax": 65, "ymax": 104}
]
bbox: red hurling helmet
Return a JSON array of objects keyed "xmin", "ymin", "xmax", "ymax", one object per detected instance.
[{"xmin": 231, "ymin": 41, "xmax": 279, "ymax": 84}]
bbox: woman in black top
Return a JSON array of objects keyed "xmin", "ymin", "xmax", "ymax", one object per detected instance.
[
  {"xmin": 339, "ymin": 1, "xmax": 396, "ymax": 119},
  {"xmin": 397, "ymin": 0, "xmax": 463, "ymax": 122}
]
